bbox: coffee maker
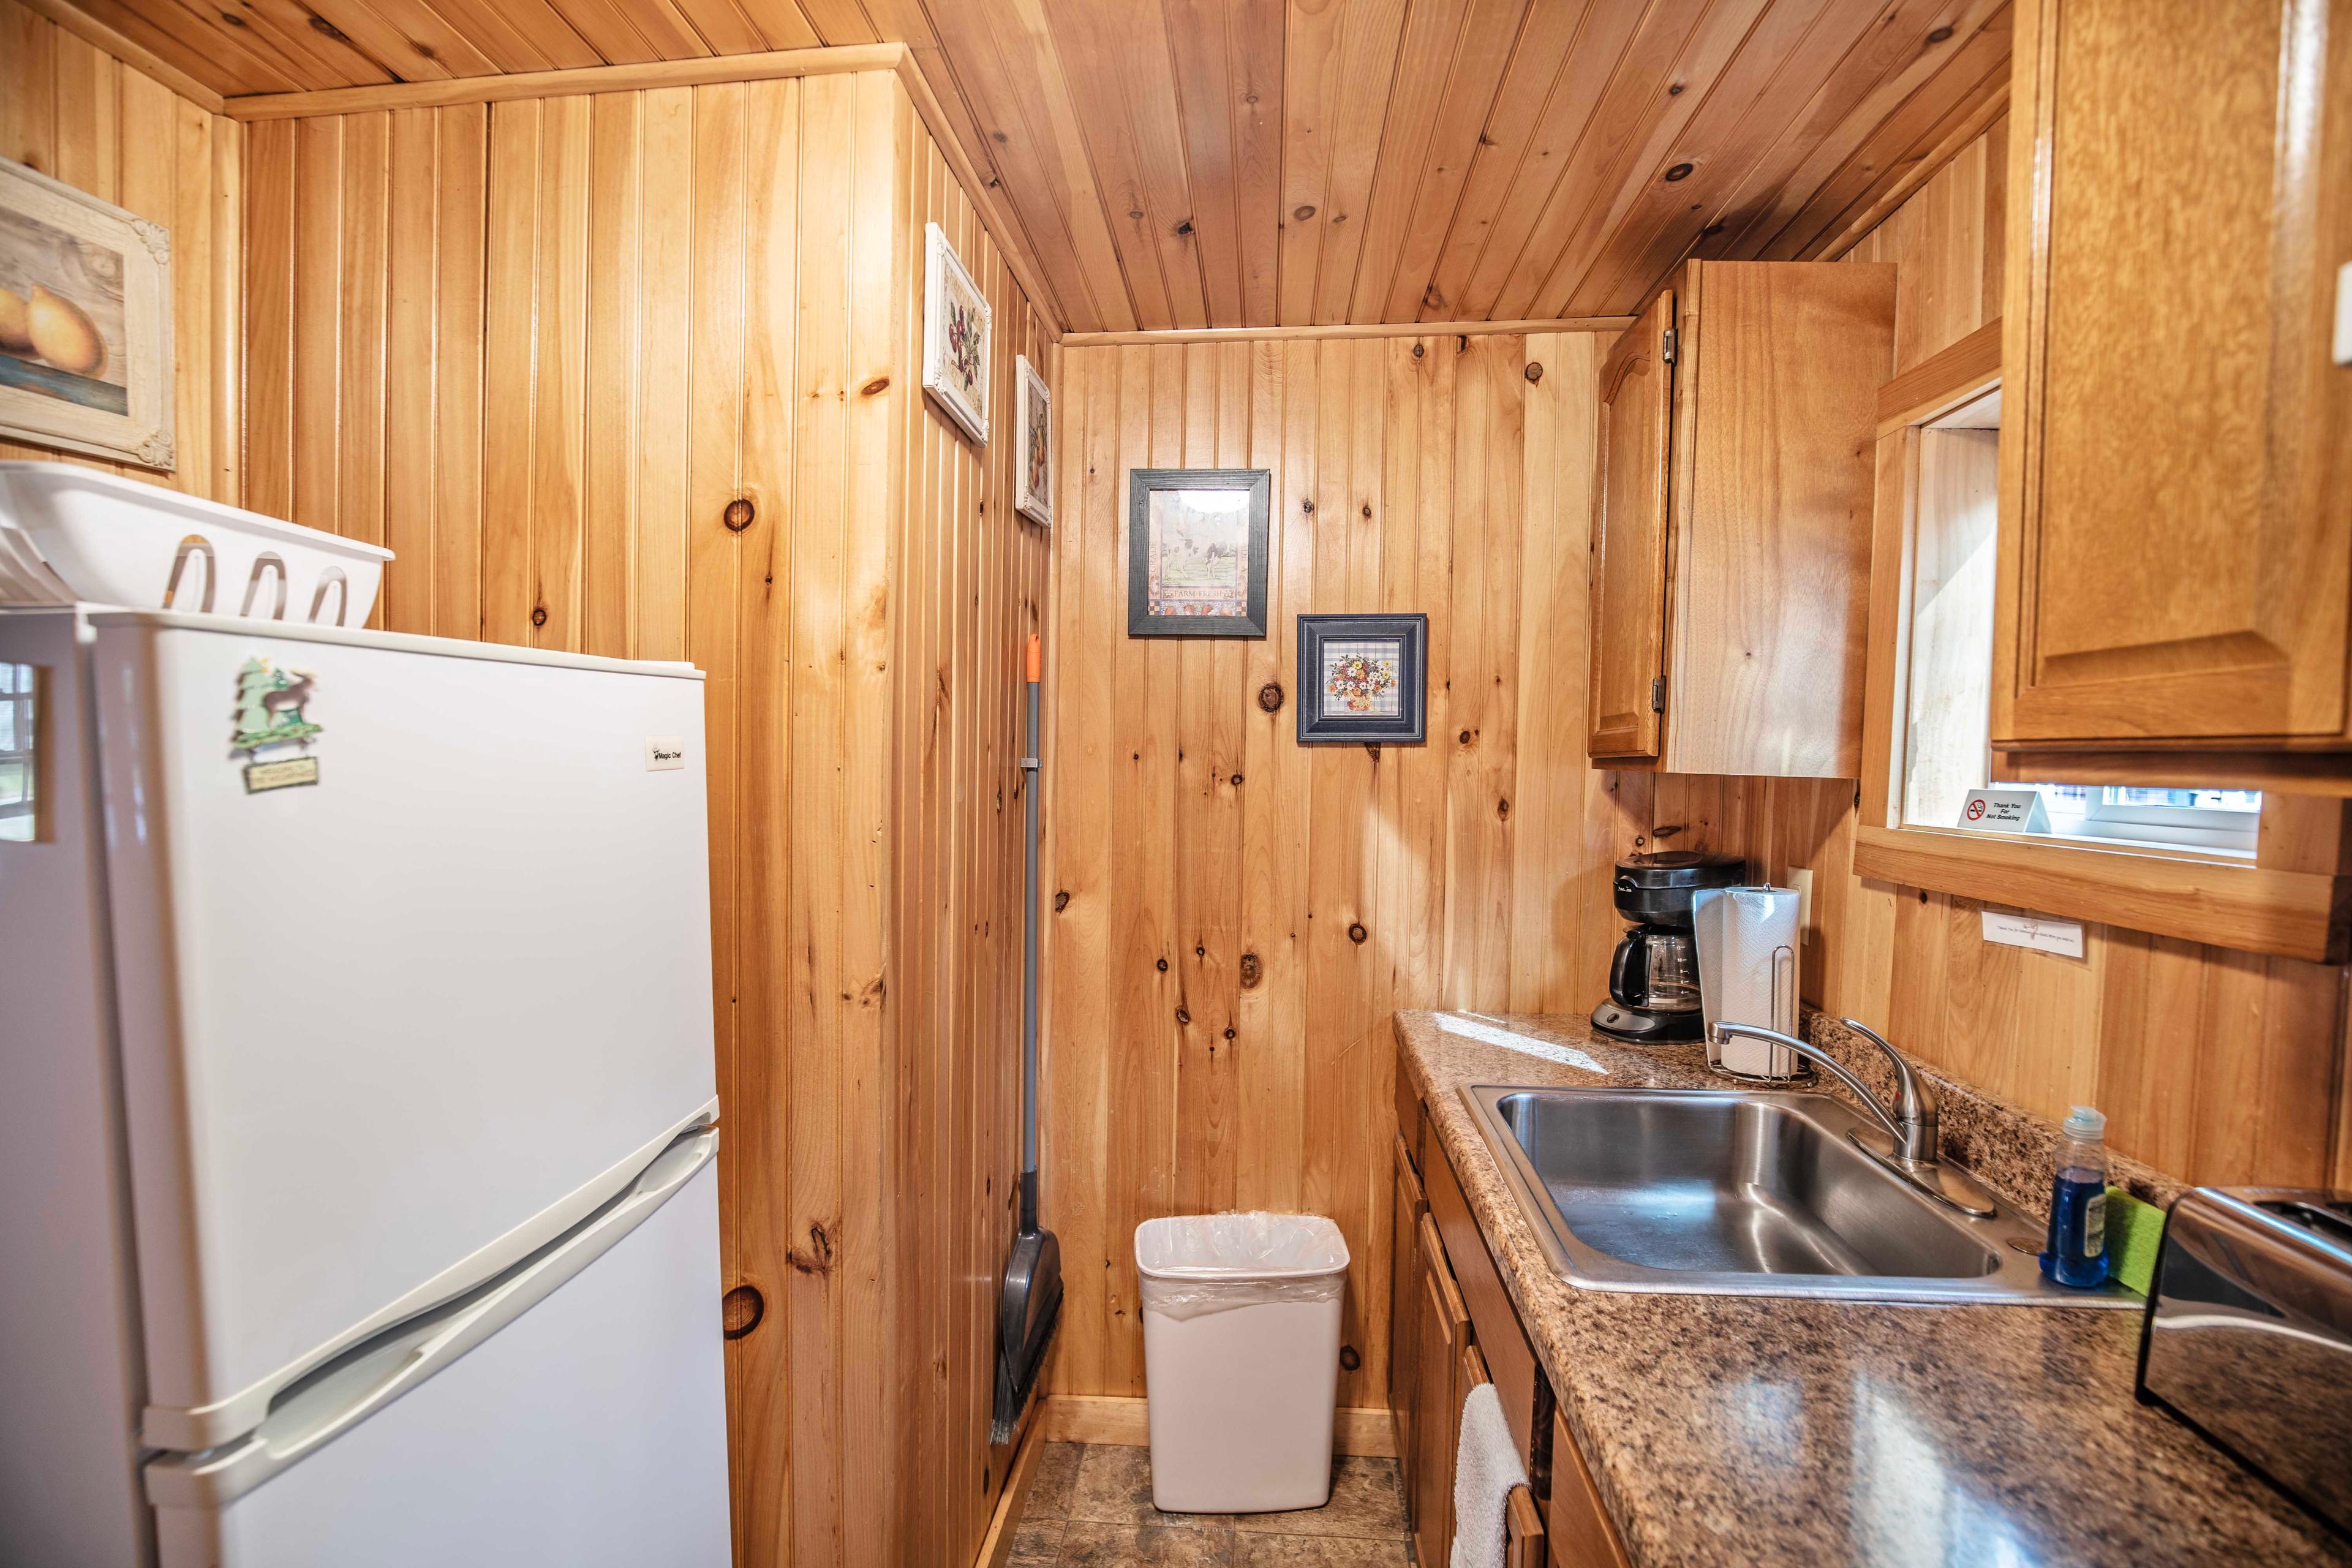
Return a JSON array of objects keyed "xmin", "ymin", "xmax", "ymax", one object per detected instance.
[{"xmin": 1590, "ymin": 852, "xmax": 1746, "ymax": 1042}]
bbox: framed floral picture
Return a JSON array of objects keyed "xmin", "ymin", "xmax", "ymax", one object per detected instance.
[
  {"xmin": 1296, "ymin": 614, "xmax": 1427, "ymax": 744},
  {"xmin": 1014, "ymin": 353, "xmax": 1051, "ymax": 526},
  {"xmin": 922, "ymin": 221, "xmax": 990, "ymax": 444},
  {"xmin": 0, "ymin": 155, "xmax": 173, "ymax": 470},
  {"xmin": 1127, "ymin": 467, "xmax": 1270, "ymax": 639}
]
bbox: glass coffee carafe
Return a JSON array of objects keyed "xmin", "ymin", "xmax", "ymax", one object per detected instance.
[{"xmin": 1609, "ymin": 926, "xmax": 1702, "ymax": 1017}]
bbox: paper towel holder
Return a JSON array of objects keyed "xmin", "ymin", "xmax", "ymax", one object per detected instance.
[
  {"xmin": 1708, "ymin": 943, "xmax": 1813, "ymax": 1082},
  {"xmin": 1693, "ymin": 881, "xmax": 1811, "ymax": 1082}
]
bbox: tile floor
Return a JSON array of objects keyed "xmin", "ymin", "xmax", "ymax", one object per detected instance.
[{"xmin": 1006, "ymin": 1442, "xmax": 1411, "ymax": 1567}]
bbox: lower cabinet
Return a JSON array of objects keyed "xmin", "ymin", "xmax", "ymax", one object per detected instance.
[
  {"xmin": 1546, "ymin": 1405, "xmax": 1630, "ymax": 1568},
  {"xmin": 1389, "ymin": 1074, "xmax": 1630, "ymax": 1568},
  {"xmin": 1389, "ymin": 1132, "xmax": 1425, "ymax": 1520},
  {"xmin": 1411, "ymin": 1213, "xmax": 1469, "ymax": 1567}
]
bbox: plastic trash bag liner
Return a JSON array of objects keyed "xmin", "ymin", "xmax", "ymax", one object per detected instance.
[{"xmin": 1134, "ymin": 1213, "xmax": 1351, "ymax": 1322}]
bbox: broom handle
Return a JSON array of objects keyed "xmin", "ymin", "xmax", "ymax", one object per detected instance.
[{"xmin": 1020, "ymin": 633, "xmax": 1042, "ymax": 1231}]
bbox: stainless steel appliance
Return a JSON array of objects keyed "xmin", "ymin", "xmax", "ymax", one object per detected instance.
[
  {"xmin": 1590, "ymin": 853, "xmax": 1744, "ymax": 1043},
  {"xmin": 2137, "ymin": 1187, "xmax": 2352, "ymax": 1540}
]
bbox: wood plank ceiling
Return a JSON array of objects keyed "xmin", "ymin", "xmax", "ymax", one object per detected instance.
[{"xmin": 59, "ymin": 0, "xmax": 2011, "ymax": 332}]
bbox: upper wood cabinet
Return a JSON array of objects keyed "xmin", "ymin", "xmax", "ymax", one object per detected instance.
[
  {"xmin": 1588, "ymin": 259, "xmax": 1895, "ymax": 776},
  {"xmin": 1992, "ymin": 0, "xmax": 2352, "ymax": 788},
  {"xmin": 1589, "ymin": 289, "xmax": 1677, "ymax": 760}
]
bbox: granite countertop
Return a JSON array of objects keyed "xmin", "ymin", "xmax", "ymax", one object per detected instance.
[{"xmin": 1395, "ymin": 1009, "xmax": 2352, "ymax": 1568}]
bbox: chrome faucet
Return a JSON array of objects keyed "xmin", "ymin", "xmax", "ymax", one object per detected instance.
[{"xmin": 1708, "ymin": 1017, "xmax": 1997, "ymax": 1216}]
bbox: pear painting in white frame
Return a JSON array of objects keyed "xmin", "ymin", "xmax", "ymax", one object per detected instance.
[
  {"xmin": 0, "ymin": 155, "xmax": 174, "ymax": 470},
  {"xmin": 922, "ymin": 222, "xmax": 990, "ymax": 445},
  {"xmin": 1014, "ymin": 354, "xmax": 1051, "ymax": 527}
]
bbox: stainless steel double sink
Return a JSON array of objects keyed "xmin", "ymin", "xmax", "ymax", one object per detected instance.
[{"xmin": 1463, "ymin": 1085, "xmax": 2141, "ymax": 1306}]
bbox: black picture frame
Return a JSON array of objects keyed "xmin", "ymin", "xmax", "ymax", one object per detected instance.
[
  {"xmin": 1297, "ymin": 614, "xmax": 1428, "ymax": 745},
  {"xmin": 1127, "ymin": 467, "xmax": 1272, "ymax": 638}
]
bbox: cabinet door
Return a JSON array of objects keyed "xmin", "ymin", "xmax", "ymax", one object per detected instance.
[
  {"xmin": 1505, "ymin": 1486, "xmax": 1547, "ymax": 1568},
  {"xmin": 1996, "ymin": 0, "xmax": 2352, "ymax": 745},
  {"xmin": 1387, "ymin": 1133, "xmax": 1425, "ymax": 1518},
  {"xmin": 1410, "ymin": 1215, "xmax": 1468, "ymax": 1568},
  {"xmin": 1588, "ymin": 287, "xmax": 1678, "ymax": 759},
  {"xmin": 1548, "ymin": 1406, "xmax": 1629, "ymax": 1568}
]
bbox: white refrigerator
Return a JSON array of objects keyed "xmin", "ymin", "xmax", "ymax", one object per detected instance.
[{"xmin": 1, "ymin": 605, "xmax": 732, "ymax": 1567}]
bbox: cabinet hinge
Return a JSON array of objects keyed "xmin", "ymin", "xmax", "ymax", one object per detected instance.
[
  {"xmin": 1651, "ymin": 676, "xmax": 1665, "ymax": 712},
  {"xmin": 1660, "ymin": 327, "xmax": 1678, "ymax": 365}
]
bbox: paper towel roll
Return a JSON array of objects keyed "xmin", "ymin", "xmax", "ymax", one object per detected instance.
[{"xmin": 1692, "ymin": 886, "xmax": 1801, "ymax": 1077}]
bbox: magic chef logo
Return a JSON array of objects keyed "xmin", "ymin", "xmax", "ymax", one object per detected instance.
[{"xmin": 232, "ymin": 657, "xmax": 323, "ymax": 793}]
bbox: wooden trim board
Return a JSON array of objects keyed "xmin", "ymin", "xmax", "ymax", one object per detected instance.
[
  {"xmin": 1814, "ymin": 83, "xmax": 2012, "ymax": 264},
  {"xmin": 1060, "ymin": 318, "xmax": 1632, "ymax": 347},
  {"xmin": 1876, "ymin": 320, "xmax": 2002, "ymax": 434},
  {"xmin": 17, "ymin": 0, "xmax": 228, "ymax": 112},
  {"xmin": 1039, "ymin": 1395, "xmax": 1398, "ymax": 1459},
  {"xmin": 1852, "ymin": 824, "xmax": 2348, "ymax": 963},
  {"xmin": 976, "ymin": 1415, "xmax": 1054, "ymax": 1568},
  {"xmin": 219, "ymin": 45, "xmax": 908, "ymax": 119}
]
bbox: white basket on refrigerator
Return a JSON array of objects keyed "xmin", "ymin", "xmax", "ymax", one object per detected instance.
[{"xmin": 0, "ymin": 461, "xmax": 393, "ymax": 625}]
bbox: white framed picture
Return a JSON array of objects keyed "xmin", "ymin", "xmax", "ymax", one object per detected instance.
[
  {"xmin": 922, "ymin": 221, "xmax": 990, "ymax": 445},
  {"xmin": 1014, "ymin": 353, "xmax": 1051, "ymax": 527},
  {"xmin": 0, "ymin": 155, "xmax": 174, "ymax": 470}
]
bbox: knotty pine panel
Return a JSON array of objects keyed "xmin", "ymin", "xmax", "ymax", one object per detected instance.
[
  {"xmin": 237, "ymin": 68, "xmax": 1049, "ymax": 1568},
  {"xmin": 0, "ymin": 0, "xmax": 241, "ymax": 505},
  {"xmin": 1042, "ymin": 330, "xmax": 1606, "ymax": 1405}
]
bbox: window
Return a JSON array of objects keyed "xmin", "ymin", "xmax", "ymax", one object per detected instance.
[
  {"xmin": 0, "ymin": 662, "xmax": 34, "ymax": 843},
  {"xmin": 1852, "ymin": 320, "xmax": 2339, "ymax": 962},
  {"xmin": 1981, "ymin": 783, "xmax": 2263, "ymax": 856},
  {"xmin": 1887, "ymin": 383, "xmax": 2258, "ymax": 864}
]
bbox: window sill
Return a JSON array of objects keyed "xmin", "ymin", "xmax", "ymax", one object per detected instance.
[{"xmin": 1850, "ymin": 823, "xmax": 2347, "ymax": 963}]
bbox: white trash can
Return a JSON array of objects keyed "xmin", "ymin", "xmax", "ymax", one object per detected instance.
[{"xmin": 1134, "ymin": 1213, "xmax": 1351, "ymax": 1514}]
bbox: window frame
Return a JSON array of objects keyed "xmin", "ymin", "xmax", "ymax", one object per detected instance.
[{"xmin": 1853, "ymin": 320, "xmax": 2348, "ymax": 963}]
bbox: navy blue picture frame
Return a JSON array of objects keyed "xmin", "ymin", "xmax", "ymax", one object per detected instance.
[{"xmin": 1295, "ymin": 613, "xmax": 1427, "ymax": 745}]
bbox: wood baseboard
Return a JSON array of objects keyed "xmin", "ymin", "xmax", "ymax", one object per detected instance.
[
  {"xmin": 1038, "ymin": 1395, "xmax": 1398, "ymax": 1458},
  {"xmin": 976, "ymin": 1414, "xmax": 1052, "ymax": 1568}
]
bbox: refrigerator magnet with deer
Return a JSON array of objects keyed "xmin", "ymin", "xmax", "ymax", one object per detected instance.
[{"xmin": 231, "ymin": 655, "xmax": 322, "ymax": 792}]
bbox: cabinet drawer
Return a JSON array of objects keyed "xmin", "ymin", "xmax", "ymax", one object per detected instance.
[
  {"xmin": 1548, "ymin": 1406, "xmax": 1629, "ymax": 1568},
  {"xmin": 1424, "ymin": 1128, "xmax": 1544, "ymax": 1463}
]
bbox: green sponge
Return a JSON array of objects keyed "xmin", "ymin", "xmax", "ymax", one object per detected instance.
[{"xmin": 2103, "ymin": 1186, "xmax": 2165, "ymax": 1297}]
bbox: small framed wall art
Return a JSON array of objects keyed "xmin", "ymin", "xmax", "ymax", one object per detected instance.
[
  {"xmin": 0, "ymin": 155, "xmax": 173, "ymax": 470},
  {"xmin": 1014, "ymin": 353, "xmax": 1051, "ymax": 526},
  {"xmin": 1127, "ymin": 467, "xmax": 1271, "ymax": 638},
  {"xmin": 1297, "ymin": 614, "xmax": 1427, "ymax": 744},
  {"xmin": 922, "ymin": 221, "xmax": 990, "ymax": 444}
]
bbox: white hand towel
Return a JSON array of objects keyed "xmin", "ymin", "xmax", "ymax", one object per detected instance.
[{"xmin": 1449, "ymin": 1381, "xmax": 1529, "ymax": 1568}]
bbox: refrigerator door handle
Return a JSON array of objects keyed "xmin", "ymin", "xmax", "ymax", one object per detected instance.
[{"xmin": 145, "ymin": 1123, "xmax": 720, "ymax": 1513}]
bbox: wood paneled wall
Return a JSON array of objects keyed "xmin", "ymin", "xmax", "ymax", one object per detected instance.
[
  {"xmin": 238, "ymin": 65, "xmax": 1049, "ymax": 1568},
  {"xmin": 1712, "ymin": 118, "xmax": 2350, "ymax": 1192},
  {"xmin": 1040, "ymin": 327, "xmax": 1608, "ymax": 1408},
  {"xmin": 1, "ymin": 0, "xmax": 240, "ymax": 503},
  {"xmin": 1041, "ymin": 114, "xmax": 2350, "ymax": 1405}
]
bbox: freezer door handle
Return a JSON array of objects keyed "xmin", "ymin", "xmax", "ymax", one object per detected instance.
[{"xmin": 145, "ymin": 1124, "xmax": 720, "ymax": 1512}]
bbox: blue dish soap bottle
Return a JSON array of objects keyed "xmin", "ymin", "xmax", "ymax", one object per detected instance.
[{"xmin": 2044, "ymin": 1105, "xmax": 2109, "ymax": 1288}]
